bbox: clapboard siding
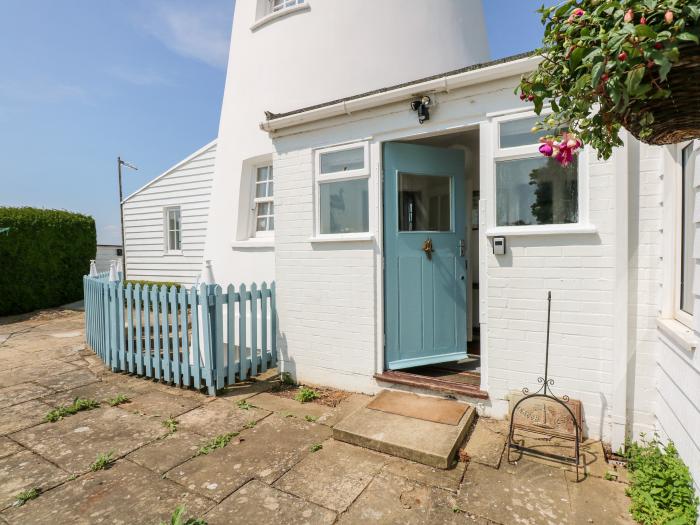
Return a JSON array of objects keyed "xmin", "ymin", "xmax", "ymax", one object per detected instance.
[
  {"xmin": 95, "ymin": 245, "xmax": 123, "ymax": 273},
  {"xmin": 122, "ymin": 141, "xmax": 216, "ymax": 286}
]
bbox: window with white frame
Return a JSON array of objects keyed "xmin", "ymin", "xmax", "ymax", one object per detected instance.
[
  {"xmin": 253, "ymin": 165, "xmax": 274, "ymax": 235},
  {"xmin": 165, "ymin": 207, "xmax": 182, "ymax": 252},
  {"xmin": 495, "ymin": 116, "xmax": 579, "ymax": 227},
  {"xmin": 678, "ymin": 143, "xmax": 696, "ymax": 321},
  {"xmin": 315, "ymin": 143, "xmax": 370, "ymax": 235},
  {"xmin": 270, "ymin": 0, "xmax": 303, "ymax": 14}
]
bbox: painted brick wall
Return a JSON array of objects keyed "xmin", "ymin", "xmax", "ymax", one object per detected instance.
[
  {"xmin": 273, "ymin": 148, "xmax": 379, "ymax": 392},
  {"xmin": 485, "ymin": 152, "xmax": 618, "ymax": 440}
]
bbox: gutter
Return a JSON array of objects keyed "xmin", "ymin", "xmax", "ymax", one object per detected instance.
[{"xmin": 260, "ymin": 54, "xmax": 541, "ymax": 133}]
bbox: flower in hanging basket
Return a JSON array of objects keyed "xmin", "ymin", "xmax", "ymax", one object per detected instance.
[
  {"xmin": 517, "ymin": 0, "xmax": 700, "ymax": 159},
  {"xmin": 539, "ymin": 133, "xmax": 582, "ymax": 167}
]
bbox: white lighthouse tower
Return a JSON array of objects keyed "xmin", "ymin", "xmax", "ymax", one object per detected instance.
[{"xmin": 204, "ymin": 0, "xmax": 490, "ymax": 286}]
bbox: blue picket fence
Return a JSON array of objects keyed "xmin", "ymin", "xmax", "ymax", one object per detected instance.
[{"xmin": 83, "ymin": 273, "xmax": 276, "ymax": 395}]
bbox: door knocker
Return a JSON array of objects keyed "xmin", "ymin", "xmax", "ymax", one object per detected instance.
[{"xmin": 422, "ymin": 238, "xmax": 433, "ymax": 260}]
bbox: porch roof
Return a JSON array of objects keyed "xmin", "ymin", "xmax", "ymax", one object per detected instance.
[{"xmin": 261, "ymin": 51, "xmax": 539, "ymax": 133}]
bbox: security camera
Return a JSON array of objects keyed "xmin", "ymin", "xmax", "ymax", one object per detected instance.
[{"xmin": 410, "ymin": 96, "xmax": 431, "ymax": 124}]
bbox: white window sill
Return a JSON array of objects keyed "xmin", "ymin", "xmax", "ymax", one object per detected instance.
[
  {"xmin": 231, "ymin": 239, "xmax": 275, "ymax": 249},
  {"xmin": 309, "ymin": 233, "xmax": 374, "ymax": 243},
  {"xmin": 250, "ymin": 4, "xmax": 310, "ymax": 31},
  {"xmin": 485, "ymin": 224, "xmax": 597, "ymax": 237},
  {"xmin": 657, "ymin": 318, "xmax": 699, "ymax": 353},
  {"xmin": 164, "ymin": 250, "xmax": 183, "ymax": 256}
]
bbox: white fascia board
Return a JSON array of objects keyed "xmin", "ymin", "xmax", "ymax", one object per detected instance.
[
  {"xmin": 260, "ymin": 55, "xmax": 542, "ymax": 133},
  {"xmin": 122, "ymin": 139, "xmax": 218, "ymax": 204}
]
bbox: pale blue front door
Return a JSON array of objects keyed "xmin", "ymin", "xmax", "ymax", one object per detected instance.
[{"xmin": 383, "ymin": 142, "xmax": 467, "ymax": 370}]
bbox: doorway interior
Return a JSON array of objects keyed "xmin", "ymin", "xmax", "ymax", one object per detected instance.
[{"xmin": 377, "ymin": 127, "xmax": 485, "ymax": 398}]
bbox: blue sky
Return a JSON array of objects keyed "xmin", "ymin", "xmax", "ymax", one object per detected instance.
[{"xmin": 0, "ymin": 1, "xmax": 549, "ymax": 244}]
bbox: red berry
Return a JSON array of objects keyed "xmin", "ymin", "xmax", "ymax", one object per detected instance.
[
  {"xmin": 528, "ymin": 94, "xmax": 535, "ymax": 101},
  {"xmin": 601, "ymin": 73, "xmax": 609, "ymax": 82},
  {"xmin": 640, "ymin": 16, "xmax": 647, "ymax": 25},
  {"xmin": 654, "ymin": 42, "xmax": 663, "ymax": 49},
  {"xmin": 520, "ymin": 93, "xmax": 527, "ymax": 101},
  {"xmin": 618, "ymin": 51, "xmax": 628, "ymax": 61}
]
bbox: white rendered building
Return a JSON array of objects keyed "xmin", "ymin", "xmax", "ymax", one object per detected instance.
[{"xmin": 137, "ymin": 0, "xmax": 699, "ymax": 491}]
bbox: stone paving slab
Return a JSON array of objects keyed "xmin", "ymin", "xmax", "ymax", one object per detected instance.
[
  {"xmin": 166, "ymin": 413, "xmax": 331, "ymax": 502},
  {"xmin": 0, "ymin": 450, "xmax": 70, "ymax": 510},
  {"xmin": 381, "ymin": 456, "xmax": 467, "ymax": 493},
  {"xmin": 177, "ymin": 398, "xmax": 270, "ymax": 438},
  {"xmin": 248, "ymin": 392, "xmax": 335, "ymax": 420},
  {"xmin": 459, "ymin": 460, "xmax": 578, "ymax": 524},
  {"xmin": 274, "ymin": 439, "xmax": 387, "ymax": 512},
  {"xmin": 11, "ymin": 407, "xmax": 167, "ymax": 474},
  {"xmin": 33, "ymin": 369, "xmax": 99, "ymax": 393},
  {"xmin": 119, "ymin": 390, "xmax": 203, "ymax": 418},
  {"xmin": 0, "ymin": 438, "xmax": 22, "ymax": 460},
  {"xmin": 0, "ymin": 361, "xmax": 78, "ymax": 388},
  {"xmin": 2, "ymin": 459, "xmax": 214, "ymax": 525},
  {"xmin": 204, "ymin": 480, "xmax": 336, "ymax": 525},
  {"xmin": 567, "ymin": 468, "xmax": 635, "ymax": 523},
  {"xmin": 338, "ymin": 471, "xmax": 479, "ymax": 524},
  {"xmin": 127, "ymin": 431, "xmax": 202, "ymax": 475},
  {"xmin": 0, "ymin": 384, "xmax": 53, "ymax": 410},
  {"xmin": 41, "ymin": 379, "xmax": 146, "ymax": 408},
  {"xmin": 463, "ymin": 417, "xmax": 507, "ymax": 469},
  {"xmin": 0, "ymin": 400, "xmax": 52, "ymax": 436}
]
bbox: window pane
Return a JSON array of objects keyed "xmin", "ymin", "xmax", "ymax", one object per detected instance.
[
  {"xmin": 257, "ymin": 166, "xmax": 270, "ymax": 183},
  {"xmin": 681, "ymin": 144, "xmax": 695, "ymax": 315},
  {"xmin": 320, "ymin": 179, "xmax": 369, "ymax": 234},
  {"xmin": 320, "ymin": 147, "xmax": 364, "ymax": 174},
  {"xmin": 256, "ymin": 182, "xmax": 268, "ymax": 198},
  {"xmin": 256, "ymin": 217, "xmax": 268, "ymax": 231},
  {"xmin": 398, "ymin": 173, "xmax": 451, "ymax": 232},
  {"xmin": 500, "ymin": 117, "xmax": 551, "ymax": 148},
  {"xmin": 496, "ymin": 157, "xmax": 578, "ymax": 226}
]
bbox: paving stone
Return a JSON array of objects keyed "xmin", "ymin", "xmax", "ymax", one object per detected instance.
[
  {"xmin": 0, "ymin": 450, "xmax": 70, "ymax": 510},
  {"xmin": 0, "ymin": 383, "xmax": 52, "ymax": 409},
  {"xmin": 275, "ymin": 439, "xmax": 387, "ymax": 512},
  {"xmin": 34, "ymin": 369, "xmax": 99, "ymax": 393},
  {"xmin": 0, "ymin": 360, "xmax": 78, "ymax": 388},
  {"xmin": 338, "ymin": 471, "xmax": 470, "ymax": 524},
  {"xmin": 382, "ymin": 456, "xmax": 467, "ymax": 493},
  {"xmin": 166, "ymin": 413, "xmax": 331, "ymax": 502},
  {"xmin": 248, "ymin": 392, "xmax": 335, "ymax": 420},
  {"xmin": 128, "ymin": 431, "xmax": 202, "ymax": 475},
  {"xmin": 177, "ymin": 398, "xmax": 270, "ymax": 438},
  {"xmin": 459, "ymin": 460, "xmax": 575, "ymax": 524},
  {"xmin": 0, "ymin": 400, "xmax": 52, "ymax": 435},
  {"xmin": 463, "ymin": 417, "xmax": 507, "ymax": 469},
  {"xmin": 11, "ymin": 407, "xmax": 166, "ymax": 474},
  {"xmin": 120, "ymin": 390, "xmax": 202, "ymax": 418},
  {"xmin": 3, "ymin": 459, "xmax": 213, "ymax": 525},
  {"xmin": 318, "ymin": 393, "xmax": 371, "ymax": 427},
  {"xmin": 0, "ymin": 438, "xmax": 23, "ymax": 459},
  {"xmin": 204, "ymin": 480, "xmax": 336, "ymax": 525},
  {"xmin": 41, "ymin": 380, "xmax": 146, "ymax": 408},
  {"xmin": 567, "ymin": 472, "xmax": 635, "ymax": 524}
]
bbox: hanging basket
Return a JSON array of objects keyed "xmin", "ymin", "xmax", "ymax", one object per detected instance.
[{"xmin": 622, "ymin": 42, "xmax": 700, "ymax": 145}]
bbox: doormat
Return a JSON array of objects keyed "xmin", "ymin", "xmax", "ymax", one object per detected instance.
[{"xmin": 367, "ymin": 390, "xmax": 467, "ymax": 425}]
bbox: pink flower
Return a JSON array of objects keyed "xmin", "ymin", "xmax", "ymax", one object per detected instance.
[
  {"xmin": 665, "ymin": 10, "xmax": 674, "ymax": 24},
  {"xmin": 624, "ymin": 9, "xmax": 634, "ymax": 23},
  {"xmin": 567, "ymin": 8, "xmax": 585, "ymax": 22},
  {"xmin": 539, "ymin": 143, "xmax": 554, "ymax": 157}
]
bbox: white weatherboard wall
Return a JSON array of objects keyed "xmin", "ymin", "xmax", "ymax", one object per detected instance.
[
  {"xmin": 122, "ymin": 141, "xmax": 216, "ymax": 286},
  {"xmin": 95, "ymin": 245, "xmax": 122, "ymax": 273},
  {"xmin": 203, "ymin": 0, "xmax": 490, "ymax": 288}
]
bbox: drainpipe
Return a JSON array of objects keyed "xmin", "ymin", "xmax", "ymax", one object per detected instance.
[{"xmin": 611, "ymin": 131, "xmax": 635, "ymax": 451}]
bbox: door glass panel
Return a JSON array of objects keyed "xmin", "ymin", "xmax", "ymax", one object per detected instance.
[{"xmin": 398, "ymin": 173, "xmax": 451, "ymax": 232}]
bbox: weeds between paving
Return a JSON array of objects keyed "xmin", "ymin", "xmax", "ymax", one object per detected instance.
[
  {"xmin": 45, "ymin": 398, "xmax": 99, "ymax": 422},
  {"xmin": 196, "ymin": 432, "xmax": 239, "ymax": 456}
]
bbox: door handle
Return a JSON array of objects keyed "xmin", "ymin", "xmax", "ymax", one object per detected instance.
[{"xmin": 422, "ymin": 238, "xmax": 433, "ymax": 260}]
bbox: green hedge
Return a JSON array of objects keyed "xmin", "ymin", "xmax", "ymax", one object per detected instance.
[{"xmin": 0, "ymin": 207, "xmax": 96, "ymax": 316}]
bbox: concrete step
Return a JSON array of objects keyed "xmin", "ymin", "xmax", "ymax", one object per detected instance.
[{"xmin": 332, "ymin": 390, "xmax": 476, "ymax": 469}]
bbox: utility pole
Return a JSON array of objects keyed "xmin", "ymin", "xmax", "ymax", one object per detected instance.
[{"xmin": 117, "ymin": 156, "xmax": 138, "ymax": 280}]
